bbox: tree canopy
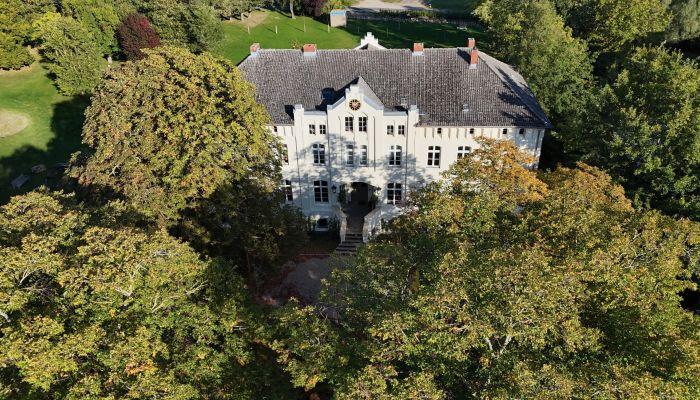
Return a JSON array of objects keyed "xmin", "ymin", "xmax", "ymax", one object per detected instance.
[
  {"xmin": 270, "ymin": 140, "xmax": 700, "ymax": 397},
  {"xmin": 117, "ymin": 12, "xmax": 161, "ymax": 60},
  {"xmin": 0, "ymin": 190, "xmax": 281, "ymax": 399}
]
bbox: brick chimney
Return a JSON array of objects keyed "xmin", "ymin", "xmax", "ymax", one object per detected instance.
[
  {"xmin": 467, "ymin": 37, "xmax": 476, "ymax": 49},
  {"xmin": 303, "ymin": 43, "xmax": 317, "ymax": 57},
  {"xmin": 469, "ymin": 48, "xmax": 479, "ymax": 69},
  {"xmin": 412, "ymin": 42, "xmax": 424, "ymax": 56},
  {"xmin": 250, "ymin": 43, "xmax": 260, "ymax": 58}
]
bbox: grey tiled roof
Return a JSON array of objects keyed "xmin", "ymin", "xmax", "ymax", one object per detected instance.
[{"xmin": 238, "ymin": 46, "xmax": 552, "ymax": 128}]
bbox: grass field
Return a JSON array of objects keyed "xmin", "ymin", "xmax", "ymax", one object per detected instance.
[
  {"xmin": 212, "ymin": 10, "xmax": 490, "ymax": 64},
  {"xmin": 0, "ymin": 65, "xmax": 88, "ymax": 203}
]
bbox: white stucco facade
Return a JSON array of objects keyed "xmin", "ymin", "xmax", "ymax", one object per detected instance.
[{"xmin": 274, "ymin": 81, "xmax": 546, "ymax": 226}]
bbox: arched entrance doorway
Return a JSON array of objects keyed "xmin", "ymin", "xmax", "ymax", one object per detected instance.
[{"xmin": 343, "ymin": 182, "xmax": 373, "ymax": 234}]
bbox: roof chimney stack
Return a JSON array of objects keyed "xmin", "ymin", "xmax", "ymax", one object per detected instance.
[
  {"xmin": 467, "ymin": 38, "xmax": 476, "ymax": 49},
  {"xmin": 303, "ymin": 43, "xmax": 317, "ymax": 57},
  {"xmin": 469, "ymin": 48, "xmax": 479, "ymax": 69},
  {"xmin": 412, "ymin": 42, "xmax": 424, "ymax": 56},
  {"xmin": 250, "ymin": 43, "xmax": 260, "ymax": 58}
]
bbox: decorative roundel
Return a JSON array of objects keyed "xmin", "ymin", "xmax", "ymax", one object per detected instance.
[{"xmin": 349, "ymin": 99, "xmax": 361, "ymax": 111}]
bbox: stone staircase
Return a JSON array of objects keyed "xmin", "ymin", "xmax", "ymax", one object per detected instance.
[{"xmin": 335, "ymin": 232, "xmax": 363, "ymax": 256}]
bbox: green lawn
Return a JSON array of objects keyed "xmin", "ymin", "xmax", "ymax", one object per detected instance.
[
  {"xmin": 212, "ymin": 10, "xmax": 490, "ymax": 64},
  {"xmin": 0, "ymin": 65, "xmax": 88, "ymax": 203}
]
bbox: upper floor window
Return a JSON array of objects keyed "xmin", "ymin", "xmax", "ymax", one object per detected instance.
[
  {"xmin": 437, "ymin": 127, "xmax": 442, "ymax": 134},
  {"xmin": 319, "ymin": 124, "xmax": 327, "ymax": 135},
  {"xmin": 309, "ymin": 125, "xmax": 316, "ymax": 135},
  {"xmin": 457, "ymin": 146, "xmax": 471, "ymax": 159},
  {"xmin": 389, "ymin": 145, "xmax": 402, "ymax": 166},
  {"xmin": 313, "ymin": 180, "xmax": 329, "ymax": 203},
  {"xmin": 282, "ymin": 144, "xmax": 289, "ymax": 164},
  {"xmin": 359, "ymin": 145, "xmax": 368, "ymax": 166},
  {"xmin": 398, "ymin": 125, "xmax": 406, "ymax": 135},
  {"xmin": 345, "ymin": 117, "xmax": 353, "ymax": 132},
  {"xmin": 469, "ymin": 128, "xmax": 475, "ymax": 135},
  {"xmin": 387, "ymin": 183, "xmax": 402, "ymax": 205},
  {"xmin": 427, "ymin": 145, "xmax": 441, "ymax": 167},
  {"xmin": 502, "ymin": 128, "xmax": 508, "ymax": 135},
  {"xmin": 346, "ymin": 144, "xmax": 355, "ymax": 166},
  {"xmin": 273, "ymin": 126, "xmax": 278, "ymax": 133},
  {"xmin": 359, "ymin": 117, "xmax": 368, "ymax": 132},
  {"xmin": 282, "ymin": 179, "xmax": 293, "ymax": 201},
  {"xmin": 519, "ymin": 128, "xmax": 525, "ymax": 135},
  {"xmin": 387, "ymin": 125, "xmax": 394, "ymax": 135},
  {"xmin": 312, "ymin": 143, "xmax": 326, "ymax": 165}
]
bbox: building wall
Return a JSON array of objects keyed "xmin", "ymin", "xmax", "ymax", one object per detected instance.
[{"xmin": 273, "ymin": 84, "xmax": 545, "ymax": 223}]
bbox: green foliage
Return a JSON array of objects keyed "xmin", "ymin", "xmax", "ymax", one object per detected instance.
[
  {"xmin": 272, "ymin": 141, "xmax": 700, "ymax": 397},
  {"xmin": 32, "ymin": 12, "xmax": 105, "ymax": 95},
  {"xmin": 664, "ymin": 0, "xmax": 700, "ymax": 42},
  {"xmin": 139, "ymin": 0, "xmax": 223, "ymax": 52},
  {"xmin": 210, "ymin": 0, "xmax": 270, "ymax": 19},
  {"xmin": 0, "ymin": 33, "xmax": 33, "ymax": 70},
  {"xmin": 554, "ymin": 0, "xmax": 670, "ymax": 52},
  {"xmin": 487, "ymin": 0, "xmax": 595, "ymax": 134},
  {"xmin": 0, "ymin": 190, "xmax": 273, "ymax": 398},
  {"xmin": 61, "ymin": 0, "xmax": 121, "ymax": 55},
  {"xmin": 571, "ymin": 46, "xmax": 700, "ymax": 219}
]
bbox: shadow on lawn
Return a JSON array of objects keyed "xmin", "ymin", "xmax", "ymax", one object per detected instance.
[{"xmin": 0, "ymin": 96, "xmax": 89, "ymax": 204}]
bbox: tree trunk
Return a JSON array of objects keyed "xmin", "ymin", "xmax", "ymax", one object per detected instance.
[{"xmin": 290, "ymin": 0, "xmax": 295, "ymax": 19}]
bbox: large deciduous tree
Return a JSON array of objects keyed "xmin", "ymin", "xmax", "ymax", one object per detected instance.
[
  {"xmin": 117, "ymin": 12, "xmax": 161, "ymax": 60},
  {"xmin": 271, "ymin": 140, "xmax": 700, "ymax": 398},
  {"xmin": 0, "ymin": 190, "xmax": 284, "ymax": 398},
  {"xmin": 139, "ymin": 0, "xmax": 222, "ymax": 52},
  {"xmin": 61, "ymin": 0, "xmax": 121, "ymax": 56},
  {"xmin": 664, "ymin": 0, "xmax": 700, "ymax": 42},
  {"xmin": 486, "ymin": 0, "xmax": 595, "ymax": 137},
  {"xmin": 71, "ymin": 46, "xmax": 306, "ymax": 283},
  {"xmin": 571, "ymin": 46, "xmax": 700, "ymax": 219},
  {"xmin": 0, "ymin": 0, "xmax": 54, "ymax": 69},
  {"xmin": 32, "ymin": 12, "xmax": 105, "ymax": 95}
]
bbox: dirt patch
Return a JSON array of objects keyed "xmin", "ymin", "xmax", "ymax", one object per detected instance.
[{"xmin": 0, "ymin": 110, "xmax": 30, "ymax": 138}]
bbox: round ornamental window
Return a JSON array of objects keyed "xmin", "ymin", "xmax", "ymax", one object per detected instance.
[{"xmin": 349, "ymin": 99, "xmax": 361, "ymax": 111}]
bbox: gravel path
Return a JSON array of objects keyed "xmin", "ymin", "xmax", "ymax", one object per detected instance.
[{"xmin": 351, "ymin": 0, "xmax": 429, "ymax": 11}]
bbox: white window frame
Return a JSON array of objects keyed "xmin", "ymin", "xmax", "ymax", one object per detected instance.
[
  {"xmin": 309, "ymin": 125, "xmax": 316, "ymax": 135},
  {"xmin": 457, "ymin": 146, "xmax": 471, "ymax": 159},
  {"xmin": 359, "ymin": 145, "xmax": 368, "ymax": 166},
  {"xmin": 319, "ymin": 124, "xmax": 327, "ymax": 135},
  {"xmin": 398, "ymin": 125, "xmax": 405, "ymax": 135},
  {"xmin": 387, "ymin": 125, "xmax": 394, "ymax": 135},
  {"xmin": 313, "ymin": 180, "xmax": 329, "ymax": 203},
  {"xmin": 282, "ymin": 179, "xmax": 293, "ymax": 201},
  {"xmin": 282, "ymin": 144, "xmax": 289, "ymax": 164},
  {"xmin": 387, "ymin": 182, "xmax": 402, "ymax": 205},
  {"xmin": 389, "ymin": 145, "xmax": 402, "ymax": 166},
  {"xmin": 359, "ymin": 117, "xmax": 368, "ymax": 132},
  {"xmin": 427, "ymin": 145, "xmax": 441, "ymax": 167},
  {"xmin": 346, "ymin": 144, "xmax": 355, "ymax": 166},
  {"xmin": 312, "ymin": 143, "xmax": 326, "ymax": 165},
  {"xmin": 345, "ymin": 116, "xmax": 353, "ymax": 132}
]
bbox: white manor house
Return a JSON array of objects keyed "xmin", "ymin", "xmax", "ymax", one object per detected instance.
[{"xmin": 238, "ymin": 33, "xmax": 551, "ymax": 244}]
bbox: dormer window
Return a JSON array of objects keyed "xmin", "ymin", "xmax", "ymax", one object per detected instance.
[
  {"xmin": 321, "ymin": 88, "xmax": 334, "ymax": 100},
  {"xmin": 400, "ymin": 97, "xmax": 408, "ymax": 108},
  {"xmin": 462, "ymin": 104, "xmax": 470, "ymax": 112}
]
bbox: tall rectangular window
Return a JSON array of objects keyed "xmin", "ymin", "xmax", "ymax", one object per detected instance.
[
  {"xmin": 309, "ymin": 125, "xmax": 316, "ymax": 135},
  {"xmin": 346, "ymin": 144, "xmax": 355, "ymax": 166},
  {"xmin": 282, "ymin": 179, "xmax": 293, "ymax": 201},
  {"xmin": 314, "ymin": 180, "xmax": 329, "ymax": 203},
  {"xmin": 319, "ymin": 124, "xmax": 327, "ymax": 135},
  {"xmin": 398, "ymin": 125, "xmax": 405, "ymax": 135},
  {"xmin": 457, "ymin": 146, "xmax": 471, "ymax": 159},
  {"xmin": 427, "ymin": 146, "xmax": 441, "ymax": 167},
  {"xmin": 359, "ymin": 117, "xmax": 367, "ymax": 132},
  {"xmin": 282, "ymin": 144, "xmax": 289, "ymax": 164},
  {"xmin": 345, "ymin": 117, "xmax": 353, "ymax": 132},
  {"xmin": 387, "ymin": 125, "xmax": 394, "ymax": 135},
  {"xmin": 389, "ymin": 145, "xmax": 402, "ymax": 166},
  {"xmin": 387, "ymin": 183, "xmax": 402, "ymax": 205},
  {"xmin": 312, "ymin": 143, "xmax": 326, "ymax": 165},
  {"xmin": 359, "ymin": 145, "xmax": 368, "ymax": 166}
]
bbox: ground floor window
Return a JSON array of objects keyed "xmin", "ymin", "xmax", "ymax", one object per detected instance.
[
  {"xmin": 282, "ymin": 179, "xmax": 293, "ymax": 201},
  {"xmin": 457, "ymin": 146, "xmax": 471, "ymax": 159},
  {"xmin": 387, "ymin": 182, "xmax": 402, "ymax": 205},
  {"xmin": 314, "ymin": 180, "xmax": 329, "ymax": 203}
]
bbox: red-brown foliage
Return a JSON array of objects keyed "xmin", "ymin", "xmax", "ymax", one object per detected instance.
[{"xmin": 117, "ymin": 13, "xmax": 160, "ymax": 60}]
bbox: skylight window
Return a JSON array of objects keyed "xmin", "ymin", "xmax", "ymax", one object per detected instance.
[{"xmin": 321, "ymin": 88, "xmax": 334, "ymax": 101}]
